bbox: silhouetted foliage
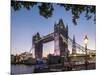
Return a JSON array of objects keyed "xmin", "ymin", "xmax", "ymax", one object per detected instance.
[
  {"xmin": 59, "ymin": 4, "xmax": 96, "ymax": 25},
  {"xmin": 38, "ymin": 3, "xmax": 54, "ymax": 18},
  {"xmin": 11, "ymin": 0, "xmax": 96, "ymax": 25}
]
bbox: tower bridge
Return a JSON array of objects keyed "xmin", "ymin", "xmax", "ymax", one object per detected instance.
[{"xmin": 30, "ymin": 19, "xmax": 95, "ymax": 59}]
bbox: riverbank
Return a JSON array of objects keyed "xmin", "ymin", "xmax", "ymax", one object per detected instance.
[{"xmin": 11, "ymin": 63, "xmax": 96, "ymax": 74}]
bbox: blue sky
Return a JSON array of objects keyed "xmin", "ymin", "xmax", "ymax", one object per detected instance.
[{"xmin": 11, "ymin": 3, "xmax": 96, "ymax": 57}]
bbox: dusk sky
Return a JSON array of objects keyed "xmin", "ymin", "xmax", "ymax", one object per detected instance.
[{"xmin": 11, "ymin": 2, "xmax": 96, "ymax": 57}]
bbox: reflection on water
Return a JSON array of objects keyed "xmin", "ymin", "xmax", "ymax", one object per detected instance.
[{"xmin": 11, "ymin": 64, "xmax": 34, "ymax": 74}]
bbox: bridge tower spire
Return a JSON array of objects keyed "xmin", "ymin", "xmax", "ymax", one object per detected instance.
[
  {"xmin": 66, "ymin": 25, "xmax": 68, "ymax": 40},
  {"xmin": 72, "ymin": 35, "xmax": 76, "ymax": 54}
]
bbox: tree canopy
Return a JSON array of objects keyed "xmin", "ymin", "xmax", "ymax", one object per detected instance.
[{"xmin": 11, "ymin": 1, "xmax": 96, "ymax": 25}]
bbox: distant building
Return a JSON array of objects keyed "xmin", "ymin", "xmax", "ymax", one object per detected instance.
[
  {"xmin": 47, "ymin": 54, "xmax": 63, "ymax": 64},
  {"xmin": 24, "ymin": 57, "xmax": 36, "ymax": 64},
  {"xmin": 15, "ymin": 52, "xmax": 34, "ymax": 64},
  {"xmin": 11, "ymin": 54, "xmax": 16, "ymax": 64},
  {"xmin": 20, "ymin": 52, "xmax": 33, "ymax": 61},
  {"xmin": 87, "ymin": 50, "xmax": 96, "ymax": 55}
]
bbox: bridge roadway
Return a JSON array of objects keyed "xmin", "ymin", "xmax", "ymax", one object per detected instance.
[
  {"xmin": 34, "ymin": 32, "xmax": 95, "ymax": 53},
  {"xmin": 35, "ymin": 32, "xmax": 54, "ymax": 43}
]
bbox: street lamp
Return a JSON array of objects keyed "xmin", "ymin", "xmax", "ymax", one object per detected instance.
[{"xmin": 84, "ymin": 35, "xmax": 89, "ymax": 70}]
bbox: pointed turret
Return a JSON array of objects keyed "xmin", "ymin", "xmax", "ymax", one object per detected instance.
[
  {"xmin": 72, "ymin": 35, "xmax": 76, "ymax": 54},
  {"xmin": 54, "ymin": 21, "xmax": 57, "ymax": 28},
  {"xmin": 59, "ymin": 19, "xmax": 64, "ymax": 25},
  {"xmin": 73, "ymin": 35, "xmax": 75, "ymax": 44},
  {"xmin": 65, "ymin": 25, "xmax": 68, "ymax": 39},
  {"xmin": 58, "ymin": 18, "xmax": 65, "ymax": 29},
  {"xmin": 66, "ymin": 25, "xmax": 68, "ymax": 32}
]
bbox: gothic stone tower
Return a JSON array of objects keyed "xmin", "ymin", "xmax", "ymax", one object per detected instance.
[
  {"xmin": 32, "ymin": 32, "xmax": 43, "ymax": 58},
  {"xmin": 54, "ymin": 19, "xmax": 68, "ymax": 57}
]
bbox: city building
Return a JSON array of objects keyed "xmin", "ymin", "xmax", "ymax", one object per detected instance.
[{"xmin": 47, "ymin": 54, "xmax": 63, "ymax": 64}]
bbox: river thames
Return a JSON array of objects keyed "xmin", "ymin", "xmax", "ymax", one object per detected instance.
[{"xmin": 11, "ymin": 64, "xmax": 35, "ymax": 74}]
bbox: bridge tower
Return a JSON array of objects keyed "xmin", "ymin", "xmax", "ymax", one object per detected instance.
[
  {"xmin": 32, "ymin": 32, "xmax": 43, "ymax": 59},
  {"xmin": 54, "ymin": 19, "xmax": 69, "ymax": 57},
  {"xmin": 72, "ymin": 35, "xmax": 76, "ymax": 54}
]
